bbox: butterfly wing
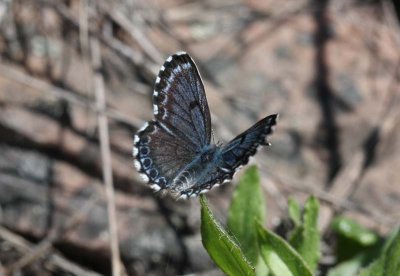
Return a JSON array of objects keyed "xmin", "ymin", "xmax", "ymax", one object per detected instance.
[
  {"xmin": 220, "ymin": 114, "xmax": 278, "ymax": 173},
  {"xmin": 153, "ymin": 52, "xmax": 211, "ymax": 150},
  {"xmin": 134, "ymin": 51, "xmax": 278, "ymax": 197},
  {"xmin": 133, "ymin": 121, "xmax": 197, "ymax": 190},
  {"xmin": 176, "ymin": 114, "xmax": 279, "ymax": 198},
  {"xmin": 133, "ymin": 52, "xmax": 211, "ymax": 191}
]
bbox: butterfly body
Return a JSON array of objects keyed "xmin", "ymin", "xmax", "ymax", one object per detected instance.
[
  {"xmin": 170, "ymin": 144, "xmax": 225, "ymax": 195},
  {"xmin": 133, "ymin": 52, "xmax": 278, "ymax": 199}
]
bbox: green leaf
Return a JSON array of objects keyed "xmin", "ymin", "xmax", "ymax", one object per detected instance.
[
  {"xmin": 328, "ymin": 244, "xmax": 383, "ymax": 276},
  {"xmin": 289, "ymin": 196, "xmax": 321, "ymax": 272},
  {"xmin": 359, "ymin": 259, "xmax": 383, "ymax": 276},
  {"xmin": 288, "ymin": 197, "xmax": 301, "ymax": 227},
  {"xmin": 255, "ymin": 254, "xmax": 270, "ymax": 276},
  {"xmin": 359, "ymin": 228, "xmax": 400, "ymax": 276},
  {"xmin": 332, "ymin": 217, "xmax": 378, "ymax": 247},
  {"xmin": 329, "ymin": 217, "xmax": 388, "ymax": 275},
  {"xmin": 256, "ymin": 221, "xmax": 313, "ymax": 276},
  {"xmin": 328, "ymin": 254, "xmax": 367, "ymax": 276},
  {"xmin": 200, "ymin": 195, "xmax": 255, "ymax": 276},
  {"xmin": 228, "ymin": 165, "xmax": 269, "ymax": 275},
  {"xmin": 228, "ymin": 165, "xmax": 265, "ymax": 265},
  {"xmin": 331, "ymin": 216, "xmax": 380, "ymax": 263}
]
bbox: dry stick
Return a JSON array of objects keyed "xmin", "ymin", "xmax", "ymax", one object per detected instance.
[
  {"xmin": 267, "ymin": 71, "xmax": 400, "ymax": 234},
  {"xmin": 55, "ymin": 0, "xmax": 157, "ymax": 77},
  {"xmin": 0, "ymin": 226, "xmax": 102, "ymax": 276},
  {"xmin": 99, "ymin": 32, "xmax": 158, "ymax": 77},
  {"xmin": 48, "ymin": 0, "xmax": 156, "ymax": 72},
  {"xmin": 46, "ymin": 0, "xmax": 237, "ymax": 101},
  {"xmin": 316, "ymin": 8, "xmax": 400, "ymax": 232},
  {"xmin": 79, "ymin": 0, "xmax": 90, "ymax": 56},
  {"xmin": 0, "ymin": 64, "xmax": 142, "ymax": 128},
  {"xmin": 91, "ymin": 37, "xmax": 122, "ymax": 276},
  {"xmin": 318, "ymin": 152, "xmax": 364, "ymax": 232},
  {"xmin": 270, "ymin": 171, "xmax": 397, "ymax": 228},
  {"xmin": 264, "ymin": 76, "xmax": 400, "ymax": 233},
  {"xmin": 78, "ymin": 0, "xmax": 98, "ymax": 137},
  {"xmin": 97, "ymin": 0, "xmax": 164, "ymax": 64},
  {"xmin": 6, "ymin": 194, "xmax": 101, "ymax": 274}
]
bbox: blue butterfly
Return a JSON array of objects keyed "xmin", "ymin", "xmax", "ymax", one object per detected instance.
[{"xmin": 133, "ymin": 52, "xmax": 278, "ymax": 199}]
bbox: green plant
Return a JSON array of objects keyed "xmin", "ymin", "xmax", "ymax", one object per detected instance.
[{"xmin": 200, "ymin": 166, "xmax": 400, "ymax": 276}]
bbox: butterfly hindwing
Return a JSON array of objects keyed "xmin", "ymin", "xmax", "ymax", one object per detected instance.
[
  {"xmin": 133, "ymin": 121, "xmax": 197, "ymax": 190},
  {"xmin": 153, "ymin": 52, "xmax": 211, "ymax": 150}
]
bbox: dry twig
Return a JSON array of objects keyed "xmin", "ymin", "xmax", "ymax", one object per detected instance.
[
  {"xmin": 91, "ymin": 35, "xmax": 123, "ymax": 276},
  {"xmin": 6, "ymin": 194, "xmax": 101, "ymax": 274},
  {"xmin": 97, "ymin": 1, "xmax": 164, "ymax": 64},
  {"xmin": 0, "ymin": 225, "xmax": 101, "ymax": 276},
  {"xmin": 0, "ymin": 63, "xmax": 142, "ymax": 128}
]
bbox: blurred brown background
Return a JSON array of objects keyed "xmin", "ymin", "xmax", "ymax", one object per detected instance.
[{"xmin": 0, "ymin": 0, "xmax": 399, "ymax": 275}]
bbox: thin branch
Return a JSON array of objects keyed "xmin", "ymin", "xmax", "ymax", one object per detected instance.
[
  {"xmin": 0, "ymin": 225, "xmax": 102, "ymax": 276},
  {"xmin": 270, "ymin": 171, "xmax": 397, "ymax": 228},
  {"xmin": 318, "ymin": 152, "xmax": 364, "ymax": 231},
  {"xmin": 6, "ymin": 194, "xmax": 101, "ymax": 274},
  {"xmin": 91, "ymin": 36, "xmax": 122, "ymax": 276},
  {"xmin": 79, "ymin": 0, "xmax": 90, "ymax": 56},
  {"xmin": 97, "ymin": 0, "xmax": 164, "ymax": 64},
  {"xmin": 45, "ymin": 0, "xmax": 156, "ymax": 73},
  {"xmin": 0, "ymin": 63, "xmax": 142, "ymax": 128}
]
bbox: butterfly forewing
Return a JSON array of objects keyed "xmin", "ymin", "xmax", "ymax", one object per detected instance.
[{"xmin": 153, "ymin": 52, "xmax": 211, "ymax": 150}]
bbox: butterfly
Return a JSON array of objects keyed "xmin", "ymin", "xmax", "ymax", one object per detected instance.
[{"xmin": 133, "ymin": 52, "xmax": 278, "ymax": 199}]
